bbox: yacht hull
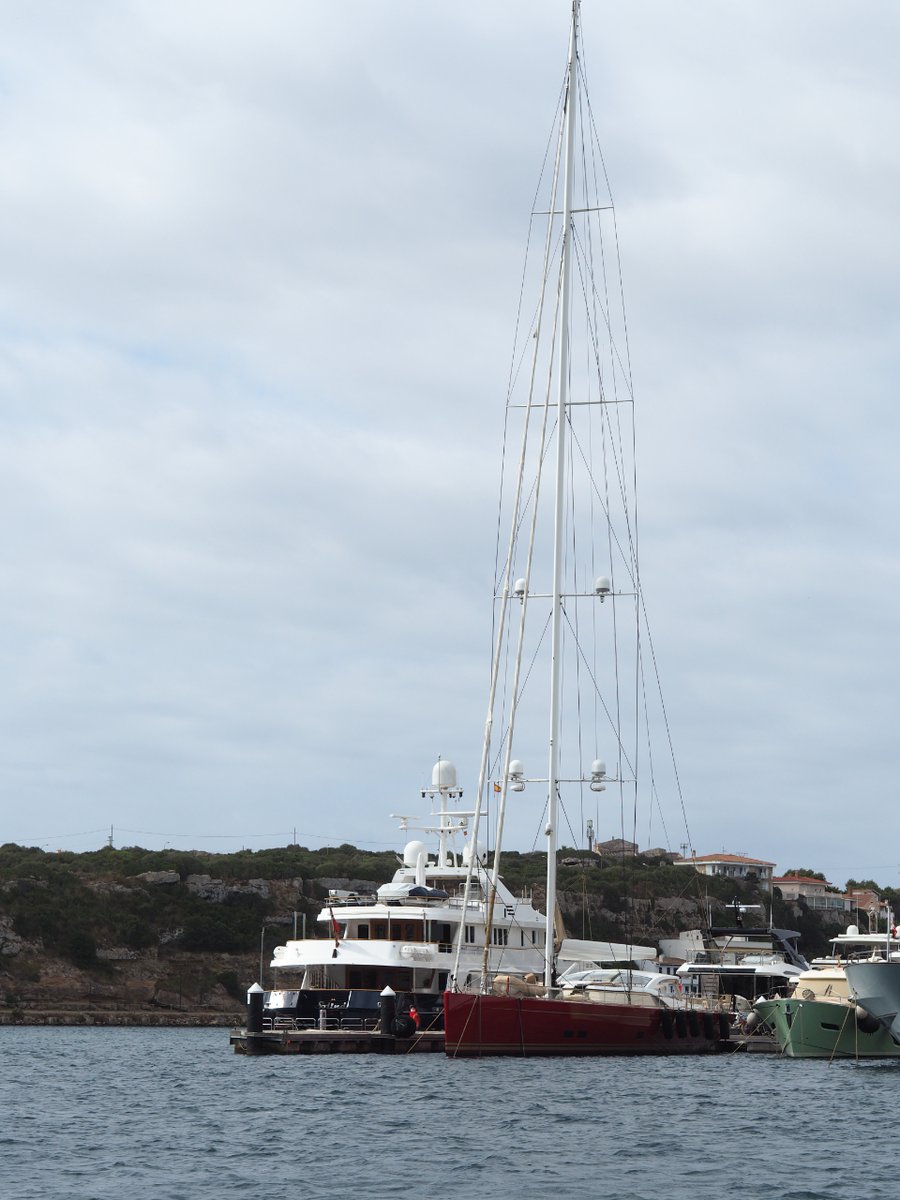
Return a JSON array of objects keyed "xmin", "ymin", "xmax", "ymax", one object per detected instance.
[
  {"xmin": 754, "ymin": 996, "xmax": 900, "ymax": 1059},
  {"xmin": 443, "ymin": 991, "xmax": 727, "ymax": 1057},
  {"xmin": 844, "ymin": 962, "xmax": 900, "ymax": 1042}
]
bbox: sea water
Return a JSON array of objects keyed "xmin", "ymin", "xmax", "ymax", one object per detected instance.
[{"xmin": 1, "ymin": 1026, "xmax": 895, "ymax": 1200}]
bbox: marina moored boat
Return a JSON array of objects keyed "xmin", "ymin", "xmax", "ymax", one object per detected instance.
[
  {"xmin": 752, "ymin": 926, "xmax": 900, "ymax": 1058},
  {"xmin": 672, "ymin": 924, "xmax": 808, "ymax": 1011},
  {"xmin": 262, "ymin": 760, "xmax": 546, "ymax": 1033},
  {"xmin": 839, "ymin": 921, "xmax": 900, "ymax": 1048}
]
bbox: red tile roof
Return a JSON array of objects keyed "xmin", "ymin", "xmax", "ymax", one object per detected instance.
[{"xmin": 681, "ymin": 853, "xmax": 776, "ymax": 867}]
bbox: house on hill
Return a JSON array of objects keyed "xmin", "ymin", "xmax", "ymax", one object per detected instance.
[
  {"xmin": 773, "ymin": 874, "xmax": 849, "ymax": 913},
  {"xmin": 595, "ymin": 838, "xmax": 638, "ymax": 858},
  {"xmin": 845, "ymin": 888, "xmax": 886, "ymax": 929},
  {"xmin": 673, "ymin": 852, "xmax": 775, "ymax": 893},
  {"xmin": 643, "ymin": 847, "xmax": 679, "ymax": 864}
]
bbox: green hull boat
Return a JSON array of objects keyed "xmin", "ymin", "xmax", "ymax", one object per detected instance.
[
  {"xmin": 753, "ymin": 927, "xmax": 900, "ymax": 1058},
  {"xmin": 754, "ymin": 993, "xmax": 900, "ymax": 1058}
]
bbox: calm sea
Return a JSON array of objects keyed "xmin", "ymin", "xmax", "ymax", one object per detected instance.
[{"xmin": 1, "ymin": 1027, "xmax": 896, "ymax": 1200}]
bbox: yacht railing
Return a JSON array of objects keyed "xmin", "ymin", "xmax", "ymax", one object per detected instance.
[{"xmin": 262, "ymin": 1016, "xmax": 382, "ymax": 1033}]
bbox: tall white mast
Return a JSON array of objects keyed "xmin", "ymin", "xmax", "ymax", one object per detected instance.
[{"xmin": 544, "ymin": 0, "xmax": 579, "ymax": 991}]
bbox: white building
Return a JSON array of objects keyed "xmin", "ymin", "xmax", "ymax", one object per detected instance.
[
  {"xmin": 674, "ymin": 853, "xmax": 775, "ymax": 893},
  {"xmin": 772, "ymin": 874, "xmax": 850, "ymax": 913}
]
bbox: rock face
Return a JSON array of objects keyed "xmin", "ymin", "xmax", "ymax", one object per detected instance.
[
  {"xmin": 556, "ymin": 890, "xmax": 707, "ymax": 944},
  {"xmin": 0, "ymin": 948, "xmax": 254, "ymax": 1024},
  {"xmin": 0, "ymin": 869, "xmax": 307, "ymax": 1023},
  {"xmin": 318, "ymin": 878, "xmax": 379, "ymax": 894},
  {"xmin": 185, "ymin": 875, "xmax": 271, "ymax": 902},
  {"xmin": 0, "ymin": 917, "xmax": 35, "ymax": 958}
]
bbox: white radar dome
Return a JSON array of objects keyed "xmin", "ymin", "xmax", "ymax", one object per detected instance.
[
  {"xmin": 462, "ymin": 840, "xmax": 487, "ymax": 866},
  {"xmin": 403, "ymin": 840, "xmax": 428, "ymax": 868},
  {"xmin": 432, "ymin": 760, "xmax": 458, "ymax": 790}
]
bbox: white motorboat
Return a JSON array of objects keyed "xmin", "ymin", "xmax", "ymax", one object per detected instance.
[
  {"xmin": 673, "ymin": 924, "xmax": 808, "ymax": 1009},
  {"xmin": 841, "ymin": 920, "xmax": 900, "ymax": 1045},
  {"xmin": 263, "ymin": 759, "xmax": 547, "ymax": 1031}
]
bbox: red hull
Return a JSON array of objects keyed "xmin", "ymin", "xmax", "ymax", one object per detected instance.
[{"xmin": 443, "ymin": 991, "xmax": 728, "ymax": 1057}]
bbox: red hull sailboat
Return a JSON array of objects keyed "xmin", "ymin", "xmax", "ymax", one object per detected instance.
[
  {"xmin": 442, "ymin": 0, "xmax": 726, "ymax": 1058},
  {"xmin": 444, "ymin": 991, "xmax": 727, "ymax": 1058}
]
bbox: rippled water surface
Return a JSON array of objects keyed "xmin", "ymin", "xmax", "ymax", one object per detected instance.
[{"xmin": 2, "ymin": 1027, "xmax": 898, "ymax": 1199}]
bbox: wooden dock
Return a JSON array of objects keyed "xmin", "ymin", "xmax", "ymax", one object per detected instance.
[{"xmin": 231, "ymin": 1026, "xmax": 445, "ymax": 1055}]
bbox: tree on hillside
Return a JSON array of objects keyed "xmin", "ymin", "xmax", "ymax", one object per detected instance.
[
  {"xmin": 845, "ymin": 878, "xmax": 883, "ymax": 894},
  {"xmin": 783, "ymin": 868, "xmax": 826, "ymax": 881}
]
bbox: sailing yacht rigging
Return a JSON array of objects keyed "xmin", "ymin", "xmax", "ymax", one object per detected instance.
[{"xmin": 443, "ymin": 0, "xmax": 726, "ymax": 1057}]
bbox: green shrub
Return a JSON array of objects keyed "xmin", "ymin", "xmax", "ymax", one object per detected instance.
[{"xmin": 217, "ymin": 970, "xmax": 244, "ymax": 1001}]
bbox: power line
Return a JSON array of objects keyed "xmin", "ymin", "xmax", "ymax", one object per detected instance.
[{"xmin": 4, "ymin": 825, "xmax": 402, "ymax": 849}]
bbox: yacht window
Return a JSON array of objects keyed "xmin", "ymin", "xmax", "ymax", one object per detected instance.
[
  {"xmin": 357, "ymin": 924, "xmax": 369, "ymax": 940},
  {"xmin": 348, "ymin": 969, "xmax": 377, "ymax": 988},
  {"xmin": 465, "ymin": 925, "xmax": 476, "ymax": 944},
  {"xmin": 430, "ymin": 922, "xmax": 452, "ymax": 948}
]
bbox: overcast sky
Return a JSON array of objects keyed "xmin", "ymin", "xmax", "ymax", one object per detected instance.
[{"xmin": 1, "ymin": 1, "xmax": 897, "ymax": 890}]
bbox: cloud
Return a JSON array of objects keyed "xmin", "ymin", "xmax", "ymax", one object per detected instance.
[{"xmin": 0, "ymin": 2, "xmax": 897, "ymax": 896}]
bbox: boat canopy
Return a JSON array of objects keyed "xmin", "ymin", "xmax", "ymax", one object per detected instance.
[{"xmin": 558, "ymin": 937, "xmax": 657, "ymax": 965}]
